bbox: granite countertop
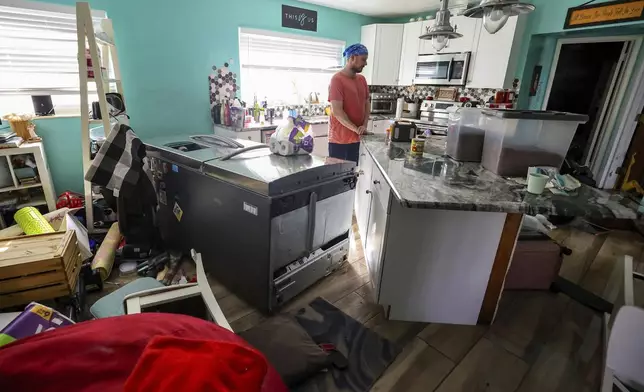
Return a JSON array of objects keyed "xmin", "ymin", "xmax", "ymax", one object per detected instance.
[
  {"xmin": 361, "ymin": 134, "xmax": 639, "ymax": 220},
  {"xmin": 214, "ymin": 123, "xmax": 278, "ymax": 132}
]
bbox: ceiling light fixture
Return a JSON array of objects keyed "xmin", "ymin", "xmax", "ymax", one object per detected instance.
[
  {"xmin": 419, "ymin": 0, "xmax": 462, "ymax": 52},
  {"xmin": 463, "ymin": 0, "xmax": 535, "ymax": 34}
]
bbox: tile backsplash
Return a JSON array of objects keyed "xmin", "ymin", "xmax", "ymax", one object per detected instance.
[{"xmin": 369, "ymin": 85, "xmax": 507, "ymax": 104}]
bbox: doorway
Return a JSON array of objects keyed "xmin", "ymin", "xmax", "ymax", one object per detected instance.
[{"xmin": 544, "ymin": 40, "xmax": 628, "ymax": 181}]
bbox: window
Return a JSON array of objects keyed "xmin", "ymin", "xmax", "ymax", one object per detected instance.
[
  {"xmin": 238, "ymin": 28, "xmax": 344, "ymax": 106},
  {"xmin": 0, "ymin": 3, "xmax": 106, "ymax": 116}
]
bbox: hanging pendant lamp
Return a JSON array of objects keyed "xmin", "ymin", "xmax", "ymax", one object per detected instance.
[
  {"xmin": 419, "ymin": 0, "xmax": 462, "ymax": 52},
  {"xmin": 463, "ymin": 0, "xmax": 535, "ymax": 34}
]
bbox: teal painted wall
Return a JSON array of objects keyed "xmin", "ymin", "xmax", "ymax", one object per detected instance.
[
  {"xmin": 33, "ymin": 117, "xmax": 84, "ymax": 194},
  {"xmin": 29, "ymin": 0, "xmax": 375, "ymax": 195}
]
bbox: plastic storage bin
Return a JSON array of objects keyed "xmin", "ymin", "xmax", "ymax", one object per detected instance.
[
  {"xmin": 481, "ymin": 110, "xmax": 588, "ymax": 177},
  {"xmin": 446, "ymin": 108, "xmax": 485, "ymax": 162}
]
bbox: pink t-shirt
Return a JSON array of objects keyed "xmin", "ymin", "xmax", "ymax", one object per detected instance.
[{"xmin": 328, "ymin": 72, "xmax": 369, "ymax": 144}]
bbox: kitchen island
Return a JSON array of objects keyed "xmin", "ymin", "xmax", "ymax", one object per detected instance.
[{"xmin": 356, "ymin": 134, "xmax": 638, "ymax": 325}]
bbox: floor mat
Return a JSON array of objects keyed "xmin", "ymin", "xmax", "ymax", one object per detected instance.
[{"xmin": 292, "ymin": 297, "xmax": 401, "ymax": 392}]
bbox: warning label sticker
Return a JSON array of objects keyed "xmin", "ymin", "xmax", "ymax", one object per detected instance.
[{"xmin": 173, "ymin": 201, "xmax": 183, "ymax": 221}]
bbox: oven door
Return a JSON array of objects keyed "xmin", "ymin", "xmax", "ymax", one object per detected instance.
[
  {"xmin": 370, "ymin": 100, "xmax": 394, "ymax": 114},
  {"xmin": 414, "ymin": 53, "xmax": 470, "ymax": 86}
]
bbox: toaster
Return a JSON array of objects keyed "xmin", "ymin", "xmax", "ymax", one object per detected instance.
[{"xmin": 391, "ymin": 121, "xmax": 417, "ymax": 142}]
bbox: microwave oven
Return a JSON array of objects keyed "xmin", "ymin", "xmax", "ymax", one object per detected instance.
[{"xmin": 414, "ymin": 52, "xmax": 471, "ymax": 86}]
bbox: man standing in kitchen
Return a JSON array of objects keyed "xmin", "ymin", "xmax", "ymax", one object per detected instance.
[{"xmin": 328, "ymin": 43, "xmax": 370, "ymax": 164}]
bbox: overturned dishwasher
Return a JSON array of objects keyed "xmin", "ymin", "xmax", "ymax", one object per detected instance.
[{"xmin": 145, "ymin": 135, "xmax": 356, "ymax": 314}]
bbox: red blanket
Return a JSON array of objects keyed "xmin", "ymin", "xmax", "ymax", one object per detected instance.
[{"xmin": 0, "ymin": 313, "xmax": 287, "ymax": 392}]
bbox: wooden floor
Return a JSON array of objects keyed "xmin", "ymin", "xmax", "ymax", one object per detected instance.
[{"xmin": 213, "ymin": 220, "xmax": 644, "ymax": 392}]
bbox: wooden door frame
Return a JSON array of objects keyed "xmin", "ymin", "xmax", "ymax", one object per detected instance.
[{"xmin": 541, "ymin": 35, "xmax": 643, "ymax": 188}]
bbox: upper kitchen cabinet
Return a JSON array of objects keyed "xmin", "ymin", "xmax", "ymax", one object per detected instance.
[
  {"xmin": 361, "ymin": 24, "xmax": 404, "ymax": 86},
  {"xmin": 467, "ymin": 16, "xmax": 526, "ymax": 89},
  {"xmin": 419, "ymin": 15, "xmax": 478, "ymax": 55},
  {"xmin": 446, "ymin": 15, "xmax": 480, "ymax": 54},
  {"xmin": 398, "ymin": 21, "xmax": 423, "ymax": 86}
]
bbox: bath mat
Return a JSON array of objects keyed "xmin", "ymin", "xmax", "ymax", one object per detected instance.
[{"xmin": 292, "ymin": 297, "xmax": 401, "ymax": 392}]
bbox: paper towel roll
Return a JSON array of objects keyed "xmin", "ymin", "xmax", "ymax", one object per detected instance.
[
  {"xmin": 278, "ymin": 140, "xmax": 295, "ymax": 156},
  {"xmin": 395, "ymin": 98, "xmax": 404, "ymax": 119}
]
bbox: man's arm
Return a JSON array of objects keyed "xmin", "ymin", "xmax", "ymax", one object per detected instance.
[
  {"xmin": 362, "ymin": 98, "xmax": 370, "ymax": 128},
  {"xmin": 330, "ymin": 101, "xmax": 364, "ymax": 135}
]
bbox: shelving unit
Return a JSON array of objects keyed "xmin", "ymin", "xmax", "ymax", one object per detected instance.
[
  {"xmin": 76, "ymin": 2, "xmax": 124, "ymax": 234},
  {"xmin": 0, "ymin": 143, "xmax": 57, "ymax": 216}
]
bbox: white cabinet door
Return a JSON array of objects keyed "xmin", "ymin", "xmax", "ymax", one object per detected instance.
[
  {"xmin": 355, "ymin": 145, "xmax": 373, "ymax": 243},
  {"xmin": 365, "ymin": 185, "xmax": 388, "ymax": 300},
  {"xmin": 448, "ymin": 15, "xmax": 479, "ymax": 53},
  {"xmin": 361, "ymin": 24, "xmax": 404, "ymax": 85},
  {"xmin": 361, "ymin": 25, "xmax": 377, "ymax": 85},
  {"xmin": 373, "ymin": 24, "xmax": 404, "ymax": 86},
  {"xmin": 312, "ymin": 136, "xmax": 328, "ymax": 157},
  {"xmin": 398, "ymin": 21, "xmax": 423, "ymax": 86},
  {"xmin": 467, "ymin": 17, "xmax": 518, "ymax": 89},
  {"xmin": 419, "ymin": 20, "xmax": 435, "ymax": 55}
]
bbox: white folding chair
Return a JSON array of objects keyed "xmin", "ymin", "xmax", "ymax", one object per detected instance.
[{"xmin": 601, "ymin": 255, "xmax": 644, "ymax": 391}]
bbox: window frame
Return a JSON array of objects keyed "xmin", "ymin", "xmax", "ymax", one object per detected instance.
[
  {"xmin": 0, "ymin": 0, "xmax": 107, "ymax": 117},
  {"xmin": 238, "ymin": 27, "xmax": 345, "ymax": 106}
]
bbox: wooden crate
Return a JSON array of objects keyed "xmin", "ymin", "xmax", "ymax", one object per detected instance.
[{"xmin": 0, "ymin": 231, "xmax": 81, "ymax": 309}]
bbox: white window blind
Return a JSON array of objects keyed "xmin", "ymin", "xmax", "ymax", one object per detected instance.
[
  {"xmin": 0, "ymin": 4, "xmax": 104, "ymax": 115},
  {"xmin": 238, "ymin": 28, "xmax": 344, "ymax": 105}
]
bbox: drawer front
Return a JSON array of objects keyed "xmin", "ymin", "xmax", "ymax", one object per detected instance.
[
  {"xmin": 272, "ymin": 240, "xmax": 349, "ymax": 308},
  {"xmin": 371, "ymin": 166, "xmax": 391, "ymax": 212}
]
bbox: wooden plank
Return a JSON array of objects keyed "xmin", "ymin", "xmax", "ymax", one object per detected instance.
[
  {"xmin": 349, "ymin": 235, "xmax": 365, "ymax": 264},
  {"xmin": 581, "ymin": 230, "xmax": 644, "ymax": 298},
  {"xmin": 218, "ymin": 292, "xmax": 256, "ymax": 324},
  {"xmin": 333, "ymin": 291, "xmax": 383, "ymax": 324},
  {"xmin": 371, "ymin": 337, "xmax": 454, "ymax": 392},
  {"xmin": 364, "ymin": 312, "xmax": 427, "ymax": 347},
  {"xmin": 207, "ymin": 275, "xmax": 231, "ymax": 300},
  {"xmin": 478, "ymin": 213, "xmax": 523, "ymax": 325},
  {"xmin": 435, "ymin": 338, "xmax": 529, "ymax": 392},
  {"xmin": 0, "ymin": 283, "xmax": 69, "ymax": 309},
  {"xmin": 486, "ymin": 291, "xmax": 569, "ymax": 362},
  {"xmin": 417, "ymin": 323, "xmax": 487, "ymax": 363},
  {"xmin": 281, "ymin": 261, "xmax": 370, "ymax": 313},
  {"xmin": 230, "ymin": 311, "xmax": 266, "ymax": 333},
  {"xmin": 0, "ymin": 232, "xmax": 68, "ymax": 268},
  {"xmin": 60, "ymin": 232, "xmax": 78, "ymax": 269},
  {"xmin": 516, "ymin": 300, "xmax": 603, "ymax": 392},
  {"xmin": 0, "ymin": 259, "xmax": 62, "ymax": 280},
  {"xmin": 558, "ymin": 228, "xmax": 607, "ymax": 284},
  {"xmin": 0, "ymin": 270, "xmax": 66, "ymax": 294},
  {"xmin": 66, "ymin": 251, "xmax": 82, "ymax": 291}
]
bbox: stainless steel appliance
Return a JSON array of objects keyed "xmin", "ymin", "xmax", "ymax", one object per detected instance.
[
  {"xmin": 145, "ymin": 134, "xmax": 356, "ymax": 314},
  {"xmin": 415, "ymin": 52, "xmax": 471, "ymax": 86},
  {"xmin": 402, "ymin": 101, "xmax": 419, "ymax": 119},
  {"xmin": 391, "ymin": 121, "xmax": 417, "ymax": 142},
  {"xmin": 370, "ymin": 93, "xmax": 397, "ymax": 114},
  {"xmin": 417, "ymin": 100, "xmax": 460, "ymax": 135}
]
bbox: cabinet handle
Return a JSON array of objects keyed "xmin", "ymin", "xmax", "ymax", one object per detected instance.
[
  {"xmin": 366, "ymin": 190, "xmax": 372, "ymax": 194},
  {"xmin": 373, "ymin": 180, "xmax": 380, "ymax": 185},
  {"xmin": 361, "ymin": 153, "xmax": 366, "ymax": 156}
]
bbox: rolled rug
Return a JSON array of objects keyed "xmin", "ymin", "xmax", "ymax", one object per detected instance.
[{"xmin": 91, "ymin": 222, "xmax": 122, "ymax": 281}]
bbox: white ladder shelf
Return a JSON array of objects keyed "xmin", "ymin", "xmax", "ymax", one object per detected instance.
[{"xmin": 76, "ymin": 2, "xmax": 125, "ymax": 234}]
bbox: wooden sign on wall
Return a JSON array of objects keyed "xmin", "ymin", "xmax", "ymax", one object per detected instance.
[
  {"xmin": 282, "ymin": 5, "xmax": 318, "ymax": 32},
  {"xmin": 564, "ymin": 0, "xmax": 644, "ymax": 29}
]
